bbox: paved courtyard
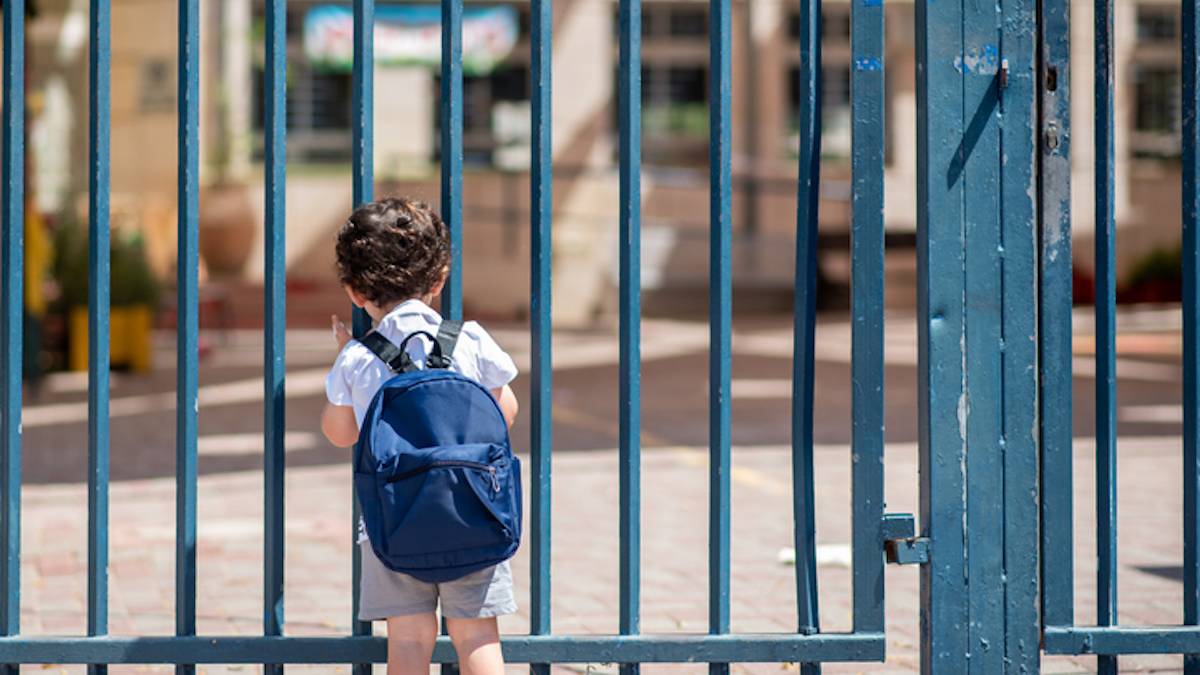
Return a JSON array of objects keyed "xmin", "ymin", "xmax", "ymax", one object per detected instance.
[{"xmin": 12, "ymin": 308, "xmax": 1198, "ymax": 672}]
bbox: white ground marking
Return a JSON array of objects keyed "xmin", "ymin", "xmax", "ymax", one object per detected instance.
[
  {"xmin": 197, "ymin": 431, "xmax": 320, "ymax": 456},
  {"xmin": 731, "ymin": 379, "xmax": 794, "ymax": 399},
  {"xmin": 1119, "ymin": 404, "xmax": 1183, "ymax": 424}
]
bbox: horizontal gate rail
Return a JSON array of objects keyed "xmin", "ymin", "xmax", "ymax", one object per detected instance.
[
  {"xmin": 0, "ymin": 634, "xmax": 886, "ymax": 664},
  {"xmin": 1044, "ymin": 627, "xmax": 1200, "ymax": 656}
]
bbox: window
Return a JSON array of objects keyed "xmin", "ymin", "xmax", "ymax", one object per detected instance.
[
  {"xmin": 620, "ymin": 4, "xmax": 712, "ymax": 165},
  {"xmin": 1137, "ymin": 5, "xmax": 1177, "ymax": 43},
  {"xmin": 643, "ymin": 65, "xmax": 708, "ymax": 135},
  {"xmin": 786, "ymin": 65, "xmax": 852, "ymax": 159},
  {"xmin": 667, "ymin": 7, "xmax": 707, "ymax": 38},
  {"xmin": 252, "ymin": 0, "xmax": 355, "ymax": 162},
  {"xmin": 632, "ymin": 5, "xmax": 708, "ymax": 40},
  {"xmin": 1130, "ymin": 2, "xmax": 1182, "ymax": 157},
  {"xmin": 786, "ymin": 7, "xmax": 851, "ymax": 44},
  {"xmin": 783, "ymin": 5, "xmax": 853, "ymax": 159},
  {"xmin": 251, "ymin": 61, "xmax": 354, "ymax": 162},
  {"xmin": 435, "ymin": 65, "xmax": 532, "ymax": 167},
  {"xmin": 1132, "ymin": 65, "xmax": 1181, "ymax": 156}
]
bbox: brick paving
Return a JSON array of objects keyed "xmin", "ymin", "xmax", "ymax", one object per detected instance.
[
  {"xmin": 12, "ymin": 308, "xmax": 1199, "ymax": 673},
  {"xmin": 12, "ymin": 435, "xmax": 1197, "ymax": 674}
]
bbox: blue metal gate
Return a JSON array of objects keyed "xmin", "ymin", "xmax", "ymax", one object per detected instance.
[
  {"xmin": 0, "ymin": 0, "xmax": 904, "ymax": 667},
  {"xmin": 4, "ymin": 0, "xmax": 1177, "ymax": 669},
  {"xmin": 1037, "ymin": 0, "xmax": 1200, "ymax": 672}
]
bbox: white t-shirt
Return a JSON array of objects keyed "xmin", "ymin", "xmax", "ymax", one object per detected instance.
[
  {"xmin": 325, "ymin": 299, "xmax": 518, "ymax": 544},
  {"xmin": 325, "ymin": 299, "xmax": 519, "ymax": 426}
]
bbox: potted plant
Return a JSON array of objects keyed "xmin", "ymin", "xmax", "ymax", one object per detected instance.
[
  {"xmin": 55, "ymin": 221, "xmax": 161, "ymax": 372},
  {"xmin": 1118, "ymin": 244, "xmax": 1183, "ymax": 304},
  {"xmin": 198, "ymin": 85, "xmax": 257, "ymax": 278}
]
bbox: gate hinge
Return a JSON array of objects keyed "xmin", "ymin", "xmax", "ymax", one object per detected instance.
[{"xmin": 881, "ymin": 513, "xmax": 930, "ymax": 565}]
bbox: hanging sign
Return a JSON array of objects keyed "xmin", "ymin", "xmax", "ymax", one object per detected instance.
[{"xmin": 305, "ymin": 4, "xmax": 520, "ymax": 75}]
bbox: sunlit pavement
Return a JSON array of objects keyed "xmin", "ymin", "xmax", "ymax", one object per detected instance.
[{"xmin": 14, "ymin": 307, "xmax": 1195, "ymax": 673}]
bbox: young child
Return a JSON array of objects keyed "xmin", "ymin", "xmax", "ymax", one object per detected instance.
[{"xmin": 321, "ymin": 197, "xmax": 520, "ymax": 675}]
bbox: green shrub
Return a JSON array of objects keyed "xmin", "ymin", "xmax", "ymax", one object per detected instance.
[
  {"xmin": 1125, "ymin": 244, "xmax": 1182, "ymax": 289},
  {"xmin": 54, "ymin": 220, "xmax": 160, "ymax": 309}
]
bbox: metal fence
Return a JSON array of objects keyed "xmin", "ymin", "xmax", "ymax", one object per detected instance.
[
  {"xmin": 4, "ymin": 0, "xmax": 1199, "ymax": 670},
  {"xmin": 1037, "ymin": 0, "xmax": 1200, "ymax": 673},
  {"xmin": 0, "ymin": 0, "xmax": 898, "ymax": 669}
]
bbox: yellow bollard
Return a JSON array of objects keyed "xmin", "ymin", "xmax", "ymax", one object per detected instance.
[{"xmin": 68, "ymin": 305, "xmax": 154, "ymax": 372}]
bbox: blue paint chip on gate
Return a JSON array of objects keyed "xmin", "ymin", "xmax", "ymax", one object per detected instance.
[
  {"xmin": 953, "ymin": 44, "xmax": 1000, "ymax": 75},
  {"xmin": 854, "ymin": 57, "xmax": 883, "ymax": 71}
]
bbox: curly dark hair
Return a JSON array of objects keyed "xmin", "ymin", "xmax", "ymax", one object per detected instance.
[{"xmin": 336, "ymin": 198, "xmax": 450, "ymax": 306}]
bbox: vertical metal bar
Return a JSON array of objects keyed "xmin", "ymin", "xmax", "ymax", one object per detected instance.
[
  {"xmin": 529, "ymin": 0, "xmax": 552, "ymax": 672},
  {"xmin": 618, "ymin": 0, "xmax": 641, "ymax": 670},
  {"xmin": 440, "ymin": 0, "xmax": 464, "ymax": 322},
  {"xmin": 1094, "ymin": 0, "xmax": 1117, "ymax": 671},
  {"xmin": 351, "ymin": 1, "xmax": 374, "ymax": 673},
  {"xmin": 88, "ymin": 0, "xmax": 111, "ymax": 671},
  {"xmin": 1182, "ymin": 0, "xmax": 1200, "ymax": 671},
  {"xmin": 999, "ymin": 0, "xmax": 1041, "ymax": 668},
  {"xmin": 0, "ymin": 2, "xmax": 24, "ymax": 673},
  {"xmin": 792, "ymin": 0, "xmax": 822, "ymax": 668},
  {"xmin": 849, "ymin": 0, "xmax": 886, "ymax": 636},
  {"xmin": 176, "ymin": 0, "xmax": 201, "ymax": 672},
  {"xmin": 440, "ymin": 0, "xmax": 464, "ymax": 669},
  {"xmin": 263, "ymin": 0, "xmax": 287, "ymax": 671},
  {"xmin": 708, "ymin": 0, "xmax": 732, "ymax": 669},
  {"xmin": 1037, "ymin": 0, "xmax": 1074, "ymax": 632},
  {"xmin": 915, "ymin": 0, "xmax": 970, "ymax": 666},
  {"xmin": 961, "ymin": 0, "xmax": 1005, "ymax": 665}
]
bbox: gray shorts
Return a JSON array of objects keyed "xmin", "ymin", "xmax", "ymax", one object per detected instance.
[{"xmin": 358, "ymin": 542, "xmax": 518, "ymax": 621}]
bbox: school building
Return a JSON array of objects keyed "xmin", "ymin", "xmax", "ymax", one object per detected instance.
[{"xmin": 12, "ymin": 0, "xmax": 1191, "ymax": 323}]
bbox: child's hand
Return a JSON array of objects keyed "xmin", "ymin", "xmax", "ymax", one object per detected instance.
[{"xmin": 332, "ymin": 314, "xmax": 353, "ymax": 352}]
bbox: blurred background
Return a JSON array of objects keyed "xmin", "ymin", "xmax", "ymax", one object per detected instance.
[{"xmin": 10, "ymin": 0, "xmax": 1188, "ymax": 367}]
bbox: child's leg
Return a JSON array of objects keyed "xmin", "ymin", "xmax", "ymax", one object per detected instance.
[
  {"xmin": 445, "ymin": 617, "xmax": 504, "ymax": 675},
  {"xmin": 386, "ymin": 612, "xmax": 439, "ymax": 675}
]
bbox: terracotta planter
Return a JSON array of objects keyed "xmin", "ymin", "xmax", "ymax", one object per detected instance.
[
  {"xmin": 199, "ymin": 183, "xmax": 256, "ymax": 278},
  {"xmin": 69, "ymin": 305, "xmax": 154, "ymax": 372}
]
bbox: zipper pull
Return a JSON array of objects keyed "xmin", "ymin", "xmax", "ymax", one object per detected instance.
[{"xmin": 489, "ymin": 466, "xmax": 500, "ymax": 492}]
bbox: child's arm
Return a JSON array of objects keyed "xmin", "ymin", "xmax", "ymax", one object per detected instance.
[
  {"xmin": 491, "ymin": 385, "xmax": 519, "ymax": 428},
  {"xmin": 323, "ymin": 315, "xmax": 360, "ymax": 447},
  {"xmin": 321, "ymin": 403, "xmax": 359, "ymax": 448}
]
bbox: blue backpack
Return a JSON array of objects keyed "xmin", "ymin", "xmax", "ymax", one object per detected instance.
[{"xmin": 354, "ymin": 320, "xmax": 522, "ymax": 583}]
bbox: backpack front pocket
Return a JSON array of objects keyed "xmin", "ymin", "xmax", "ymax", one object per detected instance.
[{"xmin": 378, "ymin": 445, "xmax": 513, "ymax": 560}]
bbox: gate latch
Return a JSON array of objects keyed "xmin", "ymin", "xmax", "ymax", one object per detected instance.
[{"xmin": 882, "ymin": 513, "xmax": 930, "ymax": 565}]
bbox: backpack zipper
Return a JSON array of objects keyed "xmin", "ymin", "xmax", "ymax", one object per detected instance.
[{"xmin": 388, "ymin": 460, "xmax": 500, "ymax": 492}]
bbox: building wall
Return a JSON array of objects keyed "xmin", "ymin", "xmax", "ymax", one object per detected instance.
[{"xmin": 16, "ymin": 0, "xmax": 1194, "ymax": 321}]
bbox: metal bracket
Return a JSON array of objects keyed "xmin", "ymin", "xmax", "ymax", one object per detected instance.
[
  {"xmin": 886, "ymin": 537, "xmax": 931, "ymax": 565},
  {"xmin": 1045, "ymin": 121, "xmax": 1060, "ymax": 152},
  {"xmin": 880, "ymin": 512, "xmax": 915, "ymax": 541},
  {"xmin": 881, "ymin": 513, "xmax": 929, "ymax": 565}
]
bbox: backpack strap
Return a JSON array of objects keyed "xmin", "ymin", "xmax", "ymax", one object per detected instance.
[
  {"xmin": 427, "ymin": 320, "xmax": 463, "ymax": 369},
  {"xmin": 359, "ymin": 321, "xmax": 462, "ymax": 373},
  {"xmin": 358, "ymin": 332, "xmax": 409, "ymax": 373}
]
